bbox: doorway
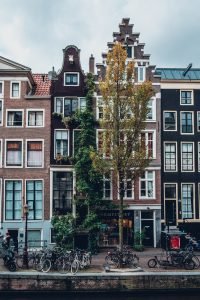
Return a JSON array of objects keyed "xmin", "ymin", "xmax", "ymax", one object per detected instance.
[
  {"xmin": 141, "ymin": 220, "xmax": 154, "ymax": 247},
  {"xmin": 8, "ymin": 229, "xmax": 18, "ymax": 251},
  {"xmin": 165, "ymin": 200, "xmax": 176, "ymax": 226}
]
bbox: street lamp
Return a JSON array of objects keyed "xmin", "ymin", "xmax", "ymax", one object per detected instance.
[{"xmin": 23, "ymin": 203, "xmax": 29, "ymax": 269}]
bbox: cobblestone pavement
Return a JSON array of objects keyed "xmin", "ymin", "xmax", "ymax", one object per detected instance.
[{"xmin": 0, "ymin": 248, "xmax": 200, "ymax": 273}]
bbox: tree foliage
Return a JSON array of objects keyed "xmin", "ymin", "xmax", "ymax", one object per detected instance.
[{"xmin": 97, "ymin": 42, "xmax": 154, "ymax": 250}]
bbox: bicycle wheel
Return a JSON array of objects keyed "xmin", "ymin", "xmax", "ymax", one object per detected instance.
[
  {"xmin": 191, "ymin": 255, "xmax": 200, "ymax": 269},
  {"xmin": 183, "ymin": 258, "xmax": 195, "ymax": 270},
  {"xmin": 41, "ymin": 259, "xmax": 51, "ymax": 273},
  {"xmin": 71, "ymin": 260, "xmax": 79, "ymax": 275},
  {"xmin": 147, "ymin": 258, "xmax": 157, "ymax": 268},
  {"xmin": 105, "ymin": 255, "xmax": 120, "ymax": 268},
  {"xmin": 8, "ymin": 262, "xmax": 17, "ymax": 272}
]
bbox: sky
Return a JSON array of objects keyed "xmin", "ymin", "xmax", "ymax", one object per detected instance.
[{"xmin": 0, "ymin": 0, "xmax": 200, "ymax": 74}]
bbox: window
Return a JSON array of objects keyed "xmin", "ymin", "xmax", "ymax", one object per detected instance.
[
  {"xmin": 64, "ymin": 72, "xmax": 79, "ymax": 86},
  {"xmin": 5, "ymin": 180, "xmax": 22, "ymax": 220},
  {"xmin": 138, "ymin": 67, "xmax": 145, "ymax": 82},
  {"xmin": 10, "ymin": 82, "xmax": 20, "ymax": 98},
  {"xmin": 164, "ymin": 111, "xmax": 177, "ymax": 131},
  {"xmin": 0, "ymin": 140, "xmax": 2, "ymax": 167},
  {"xmin": 50, "ymin": 228, "xmax": 57, "ymax": 244},
  {"xmin": 164, "ymin": 143, "xmax": 177, "ymax": 172},
  {"xmin": 0, "ymin": 81, "xmax": 3, "ymax": 96},
  {"xmin": 181, "ymin": 184, "xmax": 194, "ymax": 219},
  {"xmin": 103, "ymin": 173, "xmax": 112, "ymax": 199},
  {"xmin": 126, "ymin": 46, "xmax": 133, "ymax": 58},
  {"xmin": 0, "ymin": 100, "xmax": 2, "ymax": 126},
  {"xmin": 140, "ymin": 171, "xmax": 155, "ymax": 198},
  {"xmin": 27, "ymin": 110, "xmax": 44, "ymax": 127},
  {"xmin": 27, "ymin": 230, "xmax": 41, "ymax": 246},
  {"xmin": 181, "ymin": 112, "xmax": 193, "ymax": 134},
  {"xmin": 54, "ymin": 97, "xmax": 85, "ymax": 116},
  {"xmin": 141, "ymin": 131, "xmax": 155, "ymax": 158},
  {"xmin": 27, "ymin": 141, "xmax": 43, "ymax": 167},
  {"xmin": 55, "ymin": 130, "xmax": 68, "ymax": 158},
  {"xmin": 146, "ymin": 99, "xmax": 156, "ymax": 121},
  {"xmin": 6, "ymin": 140, "xmax": 22, "ymax": 167},
  {"xmin": 198, "ymin": 143, "xmax": 200, "ymax": 171},
  {"xmin": 180, "ymin": 90, "xmax": 193, "ymax": 105},
  {"xmin": 119, "ymin": 172, "xmax": 133, "ymax": 199},
  {"xmin": 7, "ymin": 110, "xmax": 23, "ymax": 127},
  {"xmin": 53, "ymin": 171, "xmax": 73, "ymax": 215},
  {"xmin": 197, "ymin": 112, "xmax": 200, "ymax": 131},
  {"xmin": 165, "ymin": 184, "xmax": 177, "ymax": 200},
  {"xmin": 26, "ymin": 180, "xmax": 43, "ymax": 220},
  {"xmin": 97, "ymin": 131, "xmax": 111, "ymax": 158},
  {"xmin": 181, "ymin": 142, "xmax": 194, "ymax": 172}
]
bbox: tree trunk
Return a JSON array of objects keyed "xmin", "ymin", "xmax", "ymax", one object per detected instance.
[{"xmin": 119, "ymin": 192, "xmax": 124, "ymax": 252}]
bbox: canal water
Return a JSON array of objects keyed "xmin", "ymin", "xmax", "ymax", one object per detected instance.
[{"xmin": 1, "ymin": 291, "xmax": 200, "ymax": 300}]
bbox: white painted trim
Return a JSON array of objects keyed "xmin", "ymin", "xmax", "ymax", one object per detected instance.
[
  {"xmin": 164, "ymin": 141, "xmax": 177, "ymax": 172},
  {"xmin": 139, "ymin": 170, "xmax": 156, "ymax": 199},
  {"xmin": 198, "ymin": 142, "xmax": 200, "ymax": 172},
  {"xmin": 0, "ymin": 99, "xmax": 3, "ymax": 127},
  {"xmin": 117, "ymin": 173, "xmax": 134, "ymax": 200},
  {"xmin": 6, "ymin": 109, "xmax": 24, "ymax": 128},
  {"xmin": 4, "ymin": 179, "xmax": 23, "ymax": 222},
  {"xmin": 197, "ymin": 112, "xmax": 200, "ymax": 132},
  {"xmin": 54, "ymin": 129, "xmax": 69, "ymax": 159},
  {"xmin": 64, "ymin": 72, "xmax": 79, "ymax": 87},
  {"xmin": 163, "ymin": 111, "xmax": 177, "ymax": 131},
  {"xmin": 180, "ymin": 89, "xmax": 194, "ymax": 106},
  {"xmin": 160, "ymin": 83, "xmax": 200, "ymax": 89},
  {"xmin": 0, "ymin": 139, "xmax": 2, "ymax": 168},
  {"xmin": 181, "ymin": 183, "xmax": 195, "ymax": 219},
  {"xmin": 10, "ymin": 81, "xmax": 21, "ymax": 99},
  {"xmin": 25, "ymin": 179, "xmax": 44, "ymax": 221},
  {"xmin": 137, "ymin": 66, "xmax": 146, "ymax": 82},
  {"xmin": 0, "ymin": 81, "xmax": 4, "ymax": 98},
  {"xmin": 103, "ymin": 172, "xmax": 113, "ymax": 200},
  {"xmin": 180, "ymin": 111, "xmax": 194, "ymax": 135},
  {"xmin": 0, "ymin": 178, "xmax": 2, "ymax": 228},
  {"xmin": 26, "ymin": 109, "xmax": 45, "ymax": 128},
  {"xmin": 181, "ymin": 141, "xmax": 195, "ymax": 172},
  {"xmin": 25, "ymin": 139, "xmax": 44, "ymax": 168},
  {"xmin": 146, "ymin": 97, "xmax": 156, "ymax": 121},
  {"xmin": 128, "ymin": 205, "xmax": 161, "ymax": 210},
  {"xmin": 164, "ymin": 182, "xmax": 178, "ymax": 223},
  {"xmin": 5, "ymin": 139, "xmax": 23, "ymax": 168},
  {"xmin": 141, "ymin": 129, "xmax": 156, "ymax": 159}
]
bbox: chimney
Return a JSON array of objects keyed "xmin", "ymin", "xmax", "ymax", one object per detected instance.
[{"xmin": 89, "ymin": 54, "xmax": 95, "ymax": 74}]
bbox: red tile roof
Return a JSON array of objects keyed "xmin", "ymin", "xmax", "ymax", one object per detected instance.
[{"xmin": 32, "ymin": 74, "xmax": 51, "ymax": 96}]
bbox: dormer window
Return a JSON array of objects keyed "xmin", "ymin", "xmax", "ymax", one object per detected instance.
[{"xmin": 64, "ymin": 72, "xmax": 79, "ymax": 86}]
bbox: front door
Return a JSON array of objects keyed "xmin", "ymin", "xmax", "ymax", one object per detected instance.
[
  {"xmin": 165, "ymin": 200, "xmax": 176, "ymax": 226},
  {"xmin": 141, "ymin": 220, "xmax": 154, "ymax": 247},
  {"xmin": 8, "ymin": 229, "xmax": 18, "ymax": 251}
]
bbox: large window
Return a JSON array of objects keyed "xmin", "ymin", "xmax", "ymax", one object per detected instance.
[
  {"xmin": 180, "ymin": 90, "xmax": 193, "ymax": 105},
  {"xmin": 0, "ymin": 81, "xmax": 3, "ymax": 96},
  {"xmin": 119, "ymin": 172, "xmax": 133, "ymax": 199},
  {"xmin": 126, "ymin": 46, "xmax": 133, "ymax": 58},
  {"xmin": 141, "ymin": 131, "xmax": 155, "ymax": 158},
  {"xmin": 164, "ymin": 143, "xmax": 177, "ymax": 172},
  {"xmin": 97, "ymin": 131, "xmax": 111, "ymax": 158},
  {"xmin": 181, "ymin": 184, "xmax": 194, "ymax": 219},
  {"xmin": 0, "ymin": 100, "xmax": 2, "ymax": 126},
  {"xmin": 7, "ymin": 110, "xmax": 23, "ymax": 127},
  {"xmin": 138, "ymin": 67, "xmax": 145, "ymax": 82},
  {"xmin": 26, "ymin": 180, "xmax": 43, "ymax": 220},
  {"xmin": 55, "ymin": 97, "xmax": 85, "ymax": 116},
  {"xmin": 140, "ymin": 171, "xmax": 155, "ymax": 199},
  {"xmin": 5, "ymin": 180, "xmax": 22, "ymax": 220},
  {"xmin": 6, "ymin": 140, "xmax": 22, "ymax": 167},
  {"xmin": 64, "ymin": 72, "xmax": 79, "ymax": 86},
  {"xmin": 55, "ymin": 130, "xmax": 68, "ymax": 158},
  {"xmin": 27, "ymin": 141, "xmax": 43, "ymax": 167},
  {"xmin": 53, "ymin": 172, "xmax": 73, "ymax": 215},
  {"xmin": 27, "ymin": 110, "xmax": 44, "ymax": 127},
  {"xmin": 146, "ymin": 99, "xmax": 156, "ymax": 121},
  {"xmin": 181, "ymin": 142, "xmax": 194, "ymax": 172},
  {"xmin": 181, "ymin": 112, "xmax": 193, "ymax": 134},
  {"xmin": 163, "ymin": 111, "xmax": 177, "ymax": 131},
  {"xmin": 10, "ymin": 82, "xmax": 20, "ymax": 98},
  {"xmin": 103, "ymin": 173, "xmax": 112, "ymax": 199}
]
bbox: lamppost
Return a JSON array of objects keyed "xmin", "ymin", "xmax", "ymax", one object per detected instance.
[{"xmin": 23, "ymin": 203, "xmax": 29, "ymax": 269}]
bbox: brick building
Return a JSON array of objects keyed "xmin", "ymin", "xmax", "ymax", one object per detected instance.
[{"xmin": 0, "ymin": 56, "xmax": 51, "ymax": 249}]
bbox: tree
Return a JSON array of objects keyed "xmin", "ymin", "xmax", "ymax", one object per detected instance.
[{"xmin": 96, "ymin": 42, "xmax": 154, "ymax": 251}]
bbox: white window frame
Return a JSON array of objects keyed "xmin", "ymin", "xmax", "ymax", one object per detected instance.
[
  {"xmin": 164, "ymin": 142, "xmax": 177, "ymax": 172},
  {"xmin": 54, "ymin": 129, "xmax": 69, "ymax": 159},
  {"xmin": 54, "ymin": 97, "xmax": 84, "ymax": 115},
  {"xmin": 181, "ymin": 183, "xmax": 195, "ymax": 219},
  {"xmin": 146, "ymin": 97, "xmax": 156, "ymax": 121},
  {"xmin": 97, "ymin": 129, "xmax": 112, "ymax": 158},
  {"xmin": 26, "ymin": 109, "xmax": 45, "ymax": 128},
  {"xmin": 0, "ymin": 81, "xmax": 4, "ymax": 97},
  {"xmin": 103, "ymin": 172, "xmax": 112, "ymax": 200},
  {"xmin": 138, "ymin": 66, "xmax": 146, "ymax": 83},
  {"xmin": 126, "ymin": 45, "xmax": 134, "ymax": 59},
  {"xmin": 5, "ymin": 139, "xmax": 23, "ymax": 168},
  {"xmin": 0, "ymin": 139, "xmax": 2, "ymax": 168},
  {"xmin": 180, "ymin": 111, "xmax": 194, "ymax": 134},
  {"xmin": 64, "ymin": 72, "xmax": 79, "ymax": 87},
  {"xmin": 118, "ymin": 173, "xmax": 134, "ymax": 200},
  {"xmin": 180, "ymin": 90, "xmax": 193, "ymax": 105},
  {"xmin": 0, "ymin": 99, "xmax": 3, "ymax": 126},
  {"xmin": 4, "ymin": 179, "xmax": 23, "ymax": 222},
  {"xmin": 163, "ymin": 111, "xmax": 177, "ymax": 131},
  {"xmin": 25, "ymin": 179, "xmax": 44, "ymax": 221},
  {"xmin": 139, "ymin": 170, "xmax": 155, "ymax": 199},
  {"xmin": 181, "ymin": 142, "xmax": 194, "ymax": 172},
  {"xmin": 26, "ymin": 139, "xmax": 44, "ymax": 168},
  {"xmin": 141, "ymin": 130, "xmax": 156, "ymax": 159},
  {"xmin": 6, "ymin": 109, "xmax": 24, "ymax": 128},
  {"xmin": 197, "ymin": 112, "xmax": 200, "ymax": 132},
  {"xmin": 198, "ymin": 142, "xmax": 200, "ymax": 172},
  {"xmin": 10, "ymin": 81, "xmax": 20, "ymax": 99},
  {"xmin": 164, "ymin": 182, "xmax": 178, "ymax": 223}
]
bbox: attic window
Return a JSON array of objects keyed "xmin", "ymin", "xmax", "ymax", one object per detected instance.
[
  {"xmin": 64, "ymin": 72, "xmax": 79, "ymax": 86},
  {"xmin": 127, "ymin": 46, "xmax": 133, "ymax": 58},
  {"xmin": 10, "ymin": 82, "xmax": 20, "ymax": 98}
]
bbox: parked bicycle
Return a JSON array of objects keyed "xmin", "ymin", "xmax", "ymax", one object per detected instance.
[{"xmin": 105, "ymin": 246, "xmax": 139, "ymax": 268}]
